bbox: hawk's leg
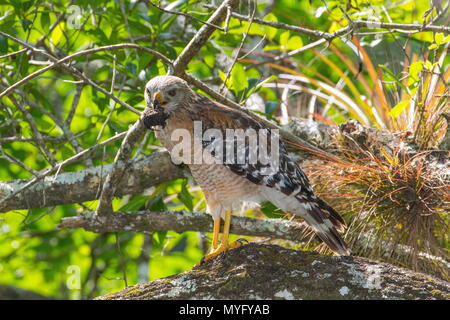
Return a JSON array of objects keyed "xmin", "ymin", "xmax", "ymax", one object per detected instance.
[
  {"xmin": 200, "ymin": 210, "xmax": 246, "ymax": 264},
  {"xmin": 211, "ymin": 218, "xmax": 220, "ymax": 250}
]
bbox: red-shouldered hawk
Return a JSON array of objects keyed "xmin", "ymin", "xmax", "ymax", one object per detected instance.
[{"xmin": 142, "ymin": 75, "xmax": 350, "ymax": 263}]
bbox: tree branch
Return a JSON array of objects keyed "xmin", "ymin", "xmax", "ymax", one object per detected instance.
[
  {"xmin": 95, "ymin": 120, "xmax": 147, "ymax": 215},
  {"xmin": 59, "ymin": 210, "xmax": 310, "ymax": 243},
  {"xmin": 96, "ymin": 244, "xmax": 450, "ymax": 300},
  {"xmin": 204, "ymin": 5, "xmax": 450, "ymax": 40},
  {"xmin": 0, "ymin": 132, "xmax": 127, "ymax": 211},
  {"xmin": 0, "ymin": 36, "xmax": 171, "ymax": 115},
  {"xmin": 0, "ymin": 151, "xmax": 185, "ymax": 213},
  {"xmin": 172, "ymin": 0, "xmax": 239, "ymax": 75}
]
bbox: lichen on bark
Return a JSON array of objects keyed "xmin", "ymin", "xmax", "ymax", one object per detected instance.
[{"xmin": 96, "ymin": 244, "xmax": 450, "ymax": 300}]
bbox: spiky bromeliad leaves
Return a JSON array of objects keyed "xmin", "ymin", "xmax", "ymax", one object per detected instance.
[{"xmin": 305, "ymin": 120, "xmax": 449, "ymax": 280}]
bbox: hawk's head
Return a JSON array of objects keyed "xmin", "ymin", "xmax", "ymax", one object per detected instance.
[
  {"xmin": 144, "ymin": 75, "xmax": 193, "ymax": 112},
  {"xmin": 142, "ymin": 75, "xmax": 194, "ymax": 129}
]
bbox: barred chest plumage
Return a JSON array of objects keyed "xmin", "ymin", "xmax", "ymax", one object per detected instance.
[{"xmin": 154, "ymin": 109, "xmax": 263, "ymax": 220}]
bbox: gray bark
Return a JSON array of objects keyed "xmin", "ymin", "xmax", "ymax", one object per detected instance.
[
  {"xmin": 96, "ymin": 244, "xmax": 450, "ymax": 300},
  {"xmin": 59, "ymin": 210, "xmax": 310, "ymax": 242},
  {"xmin": 0, "ymin": 152, "xmax": 187, "ymax": 213}
]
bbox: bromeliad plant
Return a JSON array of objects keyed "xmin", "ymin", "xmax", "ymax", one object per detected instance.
[
  {"xmin": 246, "ymin": 35, "xmax": 449, "ymax": 279},
  {"xmin": 298, "ymin": 38, "xmax": 449, "ymax": 279}
]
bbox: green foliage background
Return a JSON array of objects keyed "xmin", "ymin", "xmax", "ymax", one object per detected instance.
[{"xmin": 0, "ymin": 0, "xmax": 448, "ymax": 298}]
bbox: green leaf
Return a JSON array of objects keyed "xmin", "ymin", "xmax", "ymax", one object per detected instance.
[
  {"xmin": 262, "ymin": 13, "xmax": 278, "ymax": 40},
  {"xmin": 435, "ymin": 32, "xmax": 444, "ymax": 45},
  {"xmin": 260, "ymin": 201, "xmax": 283, "ymax": 218},
  {"xmin": 423, "ymin": 60, "xmax": 436, "ymax": 71},
  {"xmin": 280, "ymin": 31, "xmax": 290, "ymax": 50},
  {"xmin": 154, "ymin": 231, "xmax": 168, "ymax": 247},
  {"xmin": 177, "ymin": 180, "xmax": 193, "ymax": 211},
  {"xmin": 287, "ymin": 35, "xmax": 303, "ymax": 50},
  {"xmin": 378, "ymin": 64, "xmax": 407, "ymax": 91},
  {"xmin": 148, "ymin": 196, "xmax": 168, "ymax": 211},
  {"xmin": 18, "ymin": 54, "xmax": 29, "ymax": 76},
  {"xmin": 126, "ymin": 62, "xmax": 137, "ymax": 76},
  {"xmin": 389, "ymin": 100, "xmax": 409, "ymax": 119},
  {"xmin": 0, "ymin": 35, "xmax": 8, "ymax": 54},
  {"xmin": 138, "ymin": 52, "xmax": 154, "ymax": 71},
  {"xmin": 126, "ymin": 94, "xmax": 144, "ymax": 107},
  {"xmin": 119, "ymin": 195, "xmax": 148, "ymax": 211},
  {"xmin": 20, "ymin": 18, "xmax": 32, "ymax": 32},
  {"xmin": 40, "ymin": 12, "xmax": 50, "ymax": 31},
  {"xmin": 231, "ymin": 63, "xmax": 248, "ymax": 94},
  {"xmin": 409, "ymin": 61, "xmax": 423, "ymax": 79},
  {"xmin": 21, "ymin": 0, "xmax": 34, "ymax": 12},
  {"xmin": 245, "ymin": 75, "xmax": 278, "ymax": 99}
]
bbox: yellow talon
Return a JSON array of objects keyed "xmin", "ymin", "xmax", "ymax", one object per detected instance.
[{"xmin": 196, "ymin": 210, "xmax": 248, "ymax": 266}]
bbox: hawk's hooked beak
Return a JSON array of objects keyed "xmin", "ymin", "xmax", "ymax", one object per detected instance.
[
  {"xmin": 143, "ymin": 91, "xmax": 170, "ymax": 130},
  {"xmin": 153, "ymin": 91, "xmax": 167, "ymax": 109}
]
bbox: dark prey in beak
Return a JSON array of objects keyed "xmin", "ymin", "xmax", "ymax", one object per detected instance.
[{"xmin": 142, "ymin": 106, "xmax": 169, "ymax": 130}]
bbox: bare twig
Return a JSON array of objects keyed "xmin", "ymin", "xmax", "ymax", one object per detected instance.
[
  {"xmin": 172, "ymin": 0, "xmax": 239, "ymax": 75},
  {"xmin": 204, "ymin": 5, "xmax": 450, "ymax": 39},
  {"xmin": 0, "ymin": 33, "xmax": 172, "ymax": 114},
  {"xmin": 22, "ymin": 93, "xmax": 94, "ymax": 167},
  {"xmin": 65, "ymin": 84, "xmax": 84, "ymax": 125},
  {"xmin": 95, "ymin": 120, "xmax": 146, "ymax": 215},
  {"xmin": 59, "ymin": 210, "xmax": 310, "ymax": 244},
  {"xmin": 148, "ymin": 0, "xmax": 225, "ymax": 31},
  {"xmin": 0, "ymin": 134, "xmax": 80, "ymax": 144},
  {"xmin": 0, "ymin": 146, "xmax": 39, "ymax": 176},
  {"xmin": 0, "ymin": 48, "xmax": 27, "ymax": 60},
  {"xmin": 219, "ymin": 0, "xmax": 256, "ymax": 96},
  {"xmin": 5, "ymin": 94, "xmax": 58, "ymax": 166}
]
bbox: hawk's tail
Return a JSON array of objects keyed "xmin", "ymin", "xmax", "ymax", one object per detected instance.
[{"xmin": 296, "ymin": 197, "xmax": 350, "ymax": 256}]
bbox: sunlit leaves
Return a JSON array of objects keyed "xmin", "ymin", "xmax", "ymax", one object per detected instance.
[
  {"xmin": 409, "ymin": 61, "xmax": 423, "ymax": 82},
  {"xmin": 389, "ymin": 100, "xmax": 409, "ymax": 119},
  {"xmin": 177, "ymin": 179, "xmax": 193, "ymax": 211},
  {"xmin": 279, "ymin": 31, "xmax": 303, "ymax": 51},
  {"xmin": 231, "ymin": 63, "xmax": 248, "ymax": 94},
  {"xmin": 217, "ymin": 63, "xmax": 249, "ymax": 98},
  {"xmin": 428, "ymin": 32, "xmax": 450, "ymax": 49}
]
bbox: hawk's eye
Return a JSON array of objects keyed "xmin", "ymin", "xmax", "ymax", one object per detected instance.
[{"xmin": 168, "ymin": 89, "xmax": 176, "ymax": 97}]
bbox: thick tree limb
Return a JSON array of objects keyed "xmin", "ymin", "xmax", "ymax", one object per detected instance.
[
  {"xmin": 0, "ymin": 152, "xmax": 186, "ymax": 213},
  {"xmin": 97, "ymin": 244, "xmax": 450, "ymax": 300},
  {"xmin": 58, "ymin": 209, "xmax": 449, "ymax": 277},
  {"xmin": 0, "ymin": 132, "xmax": 127, "ymax": 211}
]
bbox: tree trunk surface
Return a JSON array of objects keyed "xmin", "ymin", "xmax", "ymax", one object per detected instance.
[{"xmin": 96, "ymin": 244, "xmax": 449, "ymax": 300}]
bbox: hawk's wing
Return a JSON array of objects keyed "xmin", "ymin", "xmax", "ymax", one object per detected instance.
[{"xmin": 188, "ymin": 95, "xmax": 349, "ymax": 255}]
